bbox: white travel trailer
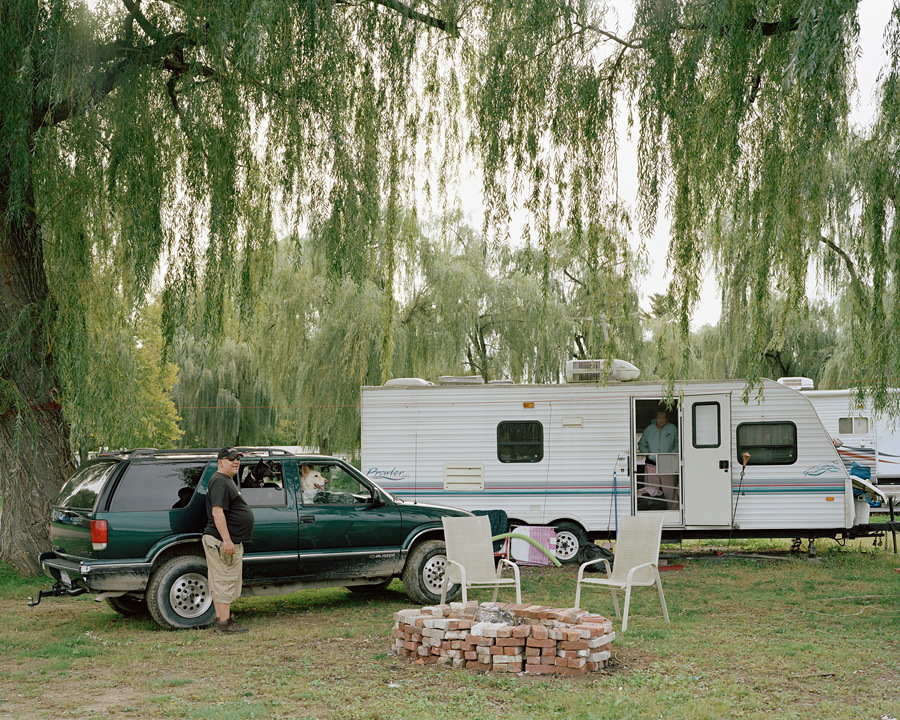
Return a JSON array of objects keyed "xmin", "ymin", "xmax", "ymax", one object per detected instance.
[
  {"xmin": 777, "ymin": 380, "xmax": 900, "ymax": 487},
  {"xmin": 361, "ymin": 365, "xmax": 886, "ymax": 559}
]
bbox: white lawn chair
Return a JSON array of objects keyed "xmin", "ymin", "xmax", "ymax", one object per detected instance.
[
  {"xmin": 440, "ymin": 516, "xmax": 522, "ymax": 604},
  {"xmin": 574, "ymin": 514, "xmax": 670, "ymax": 633}
]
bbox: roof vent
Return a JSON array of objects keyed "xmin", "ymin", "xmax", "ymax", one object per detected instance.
[
  {"xmin": 777, "ymin": 377, "xmax": 814, "ymax": 391},
  {"xmin": 383, "ymin": 378, "xmax": 434, "ymax": 387},
  {"xmin": 438, "ymin": 375, "xmax": 485, "ymax": 385},
  {"xmin": 565, "ymin": 359, "xmax": 640, "ymax": 383}
]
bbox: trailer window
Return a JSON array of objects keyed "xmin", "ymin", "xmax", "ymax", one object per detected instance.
[
  {"xmin": 692, "ymin": 402, "xmax": 721, "ymax": 448},
  {"xmin": 497, "ymin": 421, "xmax": 543, "ymax": 463},
  {"xmin": 838, "ymin": 417, "xmax": 869, "ymax": 434},
  {"xmin": 736, "ymin": 422, "xmax": 797, "ymax": 465}
]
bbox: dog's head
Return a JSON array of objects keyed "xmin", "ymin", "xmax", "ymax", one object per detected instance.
[
  {"xmin": 251, "ymin": 458, "xmax": 274, "ymax": 479},
  {"xmin": 244, "ymin": 459, "xmax": 274, "ymax": 487},
  {"xmin": 300, "ymin": 464, "xmax": 327, "ymax": 493}
]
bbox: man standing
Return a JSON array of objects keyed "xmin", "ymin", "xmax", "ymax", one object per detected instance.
[
  {"xmin": 638, "ymin": 410, "xmax": 680, "ymax": 503},
  {"xmin": 203, "ymin": 448, "xmax": 255, "ymax": 634}
]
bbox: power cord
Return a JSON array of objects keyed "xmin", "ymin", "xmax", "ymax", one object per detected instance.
[{"xmin": 722, "ymin": 452, "xmax": 750, "ymax": 555}]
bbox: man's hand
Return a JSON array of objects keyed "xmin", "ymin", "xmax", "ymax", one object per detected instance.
[{"xmin": 211, "ymin": 506, "xmax": 234, "ymax": 553}]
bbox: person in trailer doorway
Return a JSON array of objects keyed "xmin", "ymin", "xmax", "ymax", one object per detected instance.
[
  {"xmin": 638, "ymin": 409, "xmax": 680, "ymax": 504},
  {"xmin": 203, "ymin": 448, "xmax": 255, "ymax": 634}
]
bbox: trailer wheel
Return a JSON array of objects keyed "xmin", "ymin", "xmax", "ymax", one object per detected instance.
[
  {"xmin": 402, "ymin": 540, "xmax": 460, "ymax": 605},
  {"xmin": 146, "ymin": 556, "xmax": 215, "ymax": 630},
  {"xmin": 554, "ymin": 522, "xmax": 589, "ymax": 563}
]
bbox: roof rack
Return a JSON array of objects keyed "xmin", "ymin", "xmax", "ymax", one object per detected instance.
[{"xmin": 99, "ymin": 447, "xmax": 295, "ymax": 459}]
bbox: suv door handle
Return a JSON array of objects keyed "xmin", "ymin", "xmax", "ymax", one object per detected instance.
[{"xmin": 300, "ymin": 515, "xmax": 315, "ymax": 524}]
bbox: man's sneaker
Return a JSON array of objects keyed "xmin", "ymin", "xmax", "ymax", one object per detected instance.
[{"xmin": 213, "ymin": 617, "xmax": 249, "ymax": 634}]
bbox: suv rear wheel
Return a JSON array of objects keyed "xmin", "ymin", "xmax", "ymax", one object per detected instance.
[
  {"xmin": 105, "ymin": 594, "xmax": 149, "ymax": 617},
  {"xmin": 146, "ymin": 556, "xmax": 215, "ymax": 630},
  {"xmin": 401, "ymin": 540, "xmax": 460, "ymax": 605}
]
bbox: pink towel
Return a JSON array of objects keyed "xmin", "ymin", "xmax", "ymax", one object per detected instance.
[{"xmin": 510, "ymin": 526, "xmax": 557, "ymax": 566}]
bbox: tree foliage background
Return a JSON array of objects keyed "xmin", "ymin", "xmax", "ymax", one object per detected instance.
[{"xmin": 0, "ymin": 0, "xmax": 897, "ymax": 573}]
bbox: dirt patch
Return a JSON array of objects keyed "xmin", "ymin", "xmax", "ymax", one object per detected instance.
[{"xmin": 603, "ymin": 646, "xmax": 660, "ymax": 674}]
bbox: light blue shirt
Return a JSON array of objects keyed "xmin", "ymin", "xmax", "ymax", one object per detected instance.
[{"xmin": 638, "ymin": 422, "xmax": 679, "ymax": 454}]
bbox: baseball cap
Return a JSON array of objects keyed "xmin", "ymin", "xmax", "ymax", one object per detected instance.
[{"xmin": 218, "ymin": 448, "xmax": 244, "ymax": 461}]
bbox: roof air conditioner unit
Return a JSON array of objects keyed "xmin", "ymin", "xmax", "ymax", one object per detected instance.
[
  {"xmin": 565, "ymin": 359, "xmax": 640, "ymax": 383},
  {"xmin": 383, "ymin": 378, "xmax": 434, "ymax": 387},
  {"xmin": 776, "ymin": 377, "xmax": 814, "ymax": 391}
]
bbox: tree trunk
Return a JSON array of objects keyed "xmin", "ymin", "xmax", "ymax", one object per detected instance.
[{"xmin": 0, "ymin": 167, "xmax": 73, "ymax": 576}]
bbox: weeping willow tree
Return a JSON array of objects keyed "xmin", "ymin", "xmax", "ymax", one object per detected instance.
[
  {"xmin": 681, "ymin": 298, "xmax": 839, "ymax": 383},
  {"xmin": 170, "ymin": 335, "xmax": 276, "ymax": 447},
  {"xmin": 187, "ymin": 212, "xmax": 642, "ymax": 454},
  {"xmin": 393, "ymin": 212, "xmax": 643, "ymax": 384},
  {"xmin": 0, "ymin": 0, "xmax": 444, "ymax": 573},
  {"xmin": 0, "ymin": 0, "xmax": 896, "ymax": 575},
  {"xmin": 177, "ymin": 232, "xmax": 392, "ymax": 456},
  {"xmin": 651, "ymin": 2, "xmax": 898, "ymax": 399}
]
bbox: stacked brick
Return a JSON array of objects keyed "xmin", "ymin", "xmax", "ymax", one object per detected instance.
[{"xmin": 391, "ymin": 602, "xmax": 614, "ymax": 676}]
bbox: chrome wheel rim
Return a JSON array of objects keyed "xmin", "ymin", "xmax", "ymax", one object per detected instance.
[
  {"xmin": 555, "ymin": 531, "xmax": 581, "ymax": 561},
  {"xmin": 169, "ymin": 572, "xmax": 212, "ymax": 618},
  {"xmin": 422, "ymin": 554, "xmax": 447, "ymax": 595}
]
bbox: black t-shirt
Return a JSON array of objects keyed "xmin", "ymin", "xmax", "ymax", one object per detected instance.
[{"xmin": 203, "ymin": 471, "xmax": 255, "ymax": 544}]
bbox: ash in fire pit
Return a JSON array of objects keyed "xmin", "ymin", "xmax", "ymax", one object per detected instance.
[
  {"xmin": 475, "ymin": 603, "xmax": 517, "ymax": 625},
  {"xmin": 391, "ymin": 601, "xmax": 615, "ymax": 675}
]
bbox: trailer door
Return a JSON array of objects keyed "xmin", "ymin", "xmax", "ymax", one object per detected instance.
[{"xmin": 682, "ymin": 394, "xmax": 733, "ymax": 527}]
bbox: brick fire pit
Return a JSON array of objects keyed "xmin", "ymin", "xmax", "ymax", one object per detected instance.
[{"xmin": 391, "ymin": 602, "xmax": 615, "ymax": 675}]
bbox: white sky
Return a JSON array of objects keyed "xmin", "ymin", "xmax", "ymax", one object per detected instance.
[{"xmin": 451, "ymin": 1, "xmax": 893, "ymax": 330}]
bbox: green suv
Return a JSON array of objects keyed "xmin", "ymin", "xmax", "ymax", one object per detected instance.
[{"xmin": 36, "ymin": 448, "xmax": 467, "ymax": 629}]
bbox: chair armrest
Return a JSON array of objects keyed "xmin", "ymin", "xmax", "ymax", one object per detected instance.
[
  {"xmin": 446, "ymin": 559, "xmax": 467, "ymax": 587},
  {"xmin": 624, "ymin": 561, "xmax": 657, "ymax": 584},
  {"xmin": 498, "ymin": 558, "xmax": 521, "ymax": 582},
  {"xmin": 577, "ymin": 558, "xmax": 612, "ymax": 582}
]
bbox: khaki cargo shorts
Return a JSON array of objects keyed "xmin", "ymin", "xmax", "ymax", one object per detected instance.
[{"xmin": 202, "ymin": 534, "xmax": 244, "ymax": 604}]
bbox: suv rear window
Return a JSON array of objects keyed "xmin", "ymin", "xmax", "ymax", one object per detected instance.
[
  {"xmin": 55, "ymin": 461, "xmax": 118, "ymax": 510},
  {"xmin": 108, "ymin": 461, "xmax": 207, "ymax": 512}
]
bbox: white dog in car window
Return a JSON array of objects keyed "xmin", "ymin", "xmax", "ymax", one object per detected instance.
[{"xmin": 300, "ymin": 464, "xmax": 327, "ymax": 502}]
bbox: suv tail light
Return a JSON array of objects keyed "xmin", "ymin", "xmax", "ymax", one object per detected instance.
[{"xmin": 91, "ymin": 520, "xmax": 108, "ymax": 550}]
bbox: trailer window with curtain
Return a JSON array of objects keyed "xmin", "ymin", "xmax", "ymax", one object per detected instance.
[
  {"xmin": 497, "ymin": 421, "xmax": 544, "ymax": 463},
  {"xmin": 736, "ymin": 422, "xmax": 798, "ymax": 465}
]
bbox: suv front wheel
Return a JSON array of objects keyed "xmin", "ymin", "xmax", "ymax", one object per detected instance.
[
  {"xmin": 146, "ymin": 556, "xmax": 216, "ymax": 630},
  {"xmin": 401, "ymin": 540, "xmax": 460, "ymax": 606}
]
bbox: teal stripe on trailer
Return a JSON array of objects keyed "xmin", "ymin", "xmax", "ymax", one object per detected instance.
[
  {"xmin": 738, "ymin": 486, "xmax": 844, "ymax": 494},
  {"xmin": 392, "ymin": 488, "xmax": 630, "ymax": 497}
]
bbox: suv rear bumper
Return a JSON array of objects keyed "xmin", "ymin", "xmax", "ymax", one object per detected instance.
[{"xmin": 40, "ymin": 551, "xmax": 152, "ymax": 592}]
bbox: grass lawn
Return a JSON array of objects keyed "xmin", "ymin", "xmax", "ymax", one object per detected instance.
[{"xmin": 1, "ymin": 537, "xmax": 898, "ymax": 720}]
